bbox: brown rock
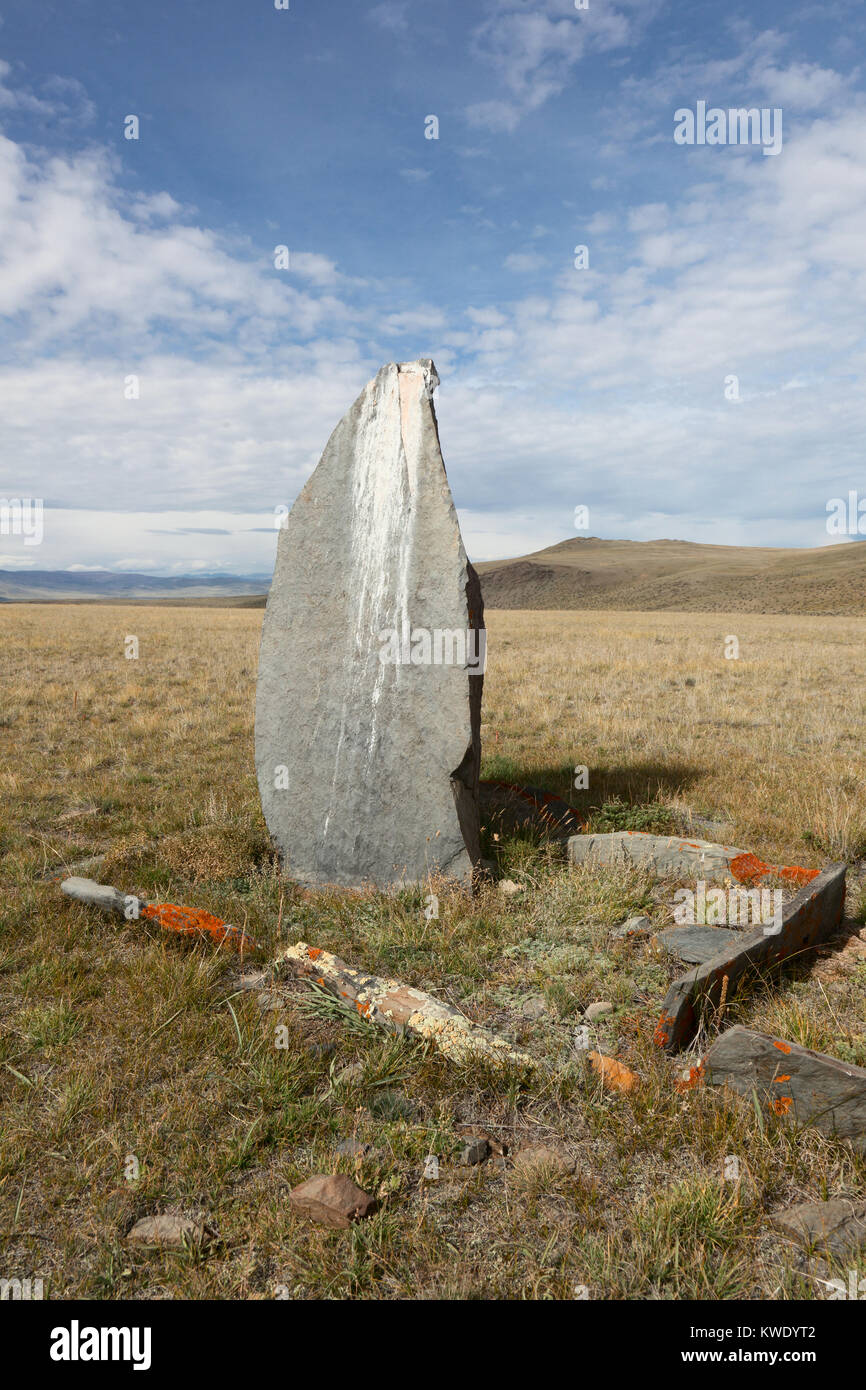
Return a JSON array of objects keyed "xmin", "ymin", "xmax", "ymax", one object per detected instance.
[
  {"xmin": 512, "ymin": 1144, "xmax": 575, "ymax": 1177},
  {"xmin": 127, "ymin": 1214, "xmax": 206, "ymax": 1249},
  {"xmin": 588, "ymin": 1050, "xmax": 637, "ymax": 1093},
  {"xmin": 289, "ymin": 1173, "xmax": 376, "ymax": 1228},
  {"xmin": 771, "ymin": 1199, "xmax": 866, "ymax": 1258}
]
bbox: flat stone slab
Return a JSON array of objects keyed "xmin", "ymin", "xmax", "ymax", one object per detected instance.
[
  {"xmin": 567, "ymin": 831, "xmax": 747, "ymax": 879},
  {"xmin": 289, "ymin": 1174, "xmax": 376, "ymax": 1228},
  {"xmin": 702, "ymin": 1025, "xmax": 866, "ymax": 1153},
  {"xmin": 127, "ymin": 1215, "xmax": 207, "ymax": 1249},
  {"xmin": 654, "ymin": 862, "xmax": 846, "ymax": 1052},
  {"xmin": 770, "ymin": 1198, "xmax": 866, "ymax": 1258},
  {"xmin": 657, "ymin": 925, "xmax": 742, "ymax": 964},
  {"xmin": 256, "ymin": 359, "xmax": 483, "ymax": 890}
]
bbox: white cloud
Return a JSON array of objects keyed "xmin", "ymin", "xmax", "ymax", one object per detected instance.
[
  {"xmin": 503, "ymin": 251, "xmax": 547, "ymax": 272},
  {"xmin": 465, "ymin": 0, "xmax": 655, "ymax": 131},
  {"xmin": 368, "ymin": 2, "xmax": 409, "ymax": 35}
]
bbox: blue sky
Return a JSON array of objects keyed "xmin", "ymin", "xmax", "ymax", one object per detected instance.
[{"xmin": 1, "ymin": 0, "xmax": 865, "ymax": 575}]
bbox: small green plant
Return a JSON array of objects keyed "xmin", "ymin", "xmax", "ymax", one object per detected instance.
[{"xmin": 586, "ymin": 799, "xmax": 676, "ymax": 836}]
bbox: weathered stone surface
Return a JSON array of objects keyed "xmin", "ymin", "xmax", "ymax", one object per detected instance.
[
  {"xmin": 288, "ymin": 1173, "xmax": 376, "ymax": 1228},
  {"xmin": 703, "ymin": 1026, "xmax": 866, "ymax": 1152},
  {"xmin": 519, "ymin": 993, "xmax": 548, "ymax": 1020},
  {"xmin": 256, "ymin": 360, "xmax": 484, "ymax": 890},
  {"xmin": 770, "ymin": 1199, "xmax": 866, "ymax": 1258},
  {"xmin": 567, "ymin": 831, "xmax": 747, "ymax": 878},
  {"xmin": 657, "ymin": 925, "xmax": 742, "ymax": 964},
  {"xmin": 511, "ymin": 1145, "xmax": 575, "ymax": 1178},
  {"xmin": 61, "ymin": 875, "xmax": 132, "ymax": 916},
  {"xmin": 612, "ymin": 914, "xmax": 652, "ymax": 941},
  {"xmin": 585, "ymin": 1000, "xmax": 615, "ymax": 1021},
  {"xmin": 283, "ymin": 941, "xmax": 533, "ymax": 1068},
  {"xmin": 459, "ymin": 1138, "xmax": 490, "ymax": 1166},
  {"xmin": 654, "ymin": 863, "xmax": 846, "ymax": 1053},
  {"xmin": 127, "ymin": 1215, "xmax": 206, "ymax": 1249}
]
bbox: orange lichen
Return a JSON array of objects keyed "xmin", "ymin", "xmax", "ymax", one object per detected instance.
[
  {"xmin": 589, "ymin": 1051, "xmax": 637, "ymax": 1094},
  {"xmin": 653, "ymin": 1014, "xmax": 674, "ymax": 1048},
  {"xmin": 773, "ymin": 1040, "xmax": 792, "ymax": 1054},
  {"xmin": 773, "ymin": 1074, "xmax": 792, "ymax": 1083},
  {"xmin": 140, "ymin": 902, "xmax": 257, "ymax": 952},
  {"xmin": 675, "ymin": 1062, "xmax": 705, "ymax": 1092},
  {"xmin": 772, "ymin": 1096, "xmax": 793, "ymax": 1115},
  {"xmin": 730, "ymin": 852, "xmax": 819, "ymax": 887}
]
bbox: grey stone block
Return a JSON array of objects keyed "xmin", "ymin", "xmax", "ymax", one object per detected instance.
[
  {"xmin": 704, "ymin": 1025, "xmax": 866, "ymax": 1153},
  {"xmin": 567, "ymin": 831, "xmax": 747, "ymax": 879},
  {"xmin": 770, "ymin": 1198, "xmax": 866, "ymax": 1258}
]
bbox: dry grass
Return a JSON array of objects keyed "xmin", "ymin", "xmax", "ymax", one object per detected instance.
[{"xmin": 1, "ymin": 603, "xmax": 864, "ymax": 1301}]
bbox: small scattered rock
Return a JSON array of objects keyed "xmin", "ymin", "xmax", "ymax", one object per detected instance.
[
  {"xmin": 770, "ymin": 1199, "xmax": 866, "ymax": 1259},
  {"xmin": 612, "ymin": 915, "xmax": 652, "ymax": 941},
  {"xmin": 498, "ymin": 879, "xmax": 524, "ymax": 896},
  {"xmin": 289, "ymin": 1174, "xmax": 376, "ymax": 1228},
  {"xmin": 585, "ymin": 1001, "xmax": 614, "ymax": 1022},
  {"xmin": 459, "ymin": 1138, "xmax": 490, "ymax": 1166},
  {"xmin": 512, "ymin": 1144, "xmax": 575, "ymax": 1178},
  {"xmin": 588, "ymin": 1051, "xmax": 637, "ymax": 1094},
  {"xmin": 519, "ymin": 994, "xmax": 548, "ymax": 1021},
  {"xmin": 127, "ymin": 1215, "xmax": 206, "ymax": 1250},
  {"xmin": 455, "ymin": 1124, "xmax": 508, "ymax": 1156},
  {"xmin": 335, "ymin": 1062, "xmax": 364, "ymax": 1085},
  {"xmin": 236, "ymin": 970, "xmax": 269, "ymax": 991}
]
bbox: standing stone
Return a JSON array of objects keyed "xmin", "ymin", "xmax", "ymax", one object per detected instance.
[{"xmin": 256, "ymin": 361, "xmax": 484, "ymax": 889}]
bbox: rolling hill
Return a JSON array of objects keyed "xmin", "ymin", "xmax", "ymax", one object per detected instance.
[{"xmin": 474, "ymin": 537, "xmax": 866, "ymax": 615}]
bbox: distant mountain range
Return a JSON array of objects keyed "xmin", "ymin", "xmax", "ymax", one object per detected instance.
[
  {"xmin": 0, "ymin": 569, "xmax": 271, "ymax": 603},
  {"xmin": 3, "ymin": 537, "xmax": 865, "ymax": 614}
]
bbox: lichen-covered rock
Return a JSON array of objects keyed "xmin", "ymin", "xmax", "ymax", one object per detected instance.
[
  {"xmin": 256, "ymin": 360, "xmax": 483, "ymax": 890},
  {"xmin": 704, "ymin": 1025, "xmax": 866, "ymax": 1151}
]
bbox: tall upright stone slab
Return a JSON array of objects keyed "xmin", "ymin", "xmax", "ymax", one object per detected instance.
[{"xmin": 255, "ymin": 360, "xmax": 484, "ymax": 890}]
